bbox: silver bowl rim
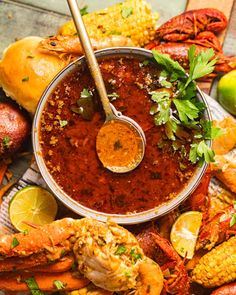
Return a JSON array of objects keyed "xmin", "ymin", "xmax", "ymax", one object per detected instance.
[{"xmin": 33, "ymin": 47, "xmax": 211, "ymax": 225}]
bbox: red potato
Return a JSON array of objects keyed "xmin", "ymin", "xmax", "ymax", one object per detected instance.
[
  {"xmin": 0, "ymin": 101, "xmax": 30, "ymax": 159},
  {"xmin": 211, "ymin": 282, "xmax": 236, "ymax": 295}
]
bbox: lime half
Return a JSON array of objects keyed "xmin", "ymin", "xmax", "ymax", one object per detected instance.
[
  {"xmin": 9, "ymin": 186, "xmax": 58, "ymax": 231},
  {"xmin": 170, "ymin": 211, "xmax": 202, "ymax": 259}
]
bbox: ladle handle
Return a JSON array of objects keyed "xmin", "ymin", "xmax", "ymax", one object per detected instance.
[{"xmin": 67, "ymin": 0, "xmax": 114, "ymax": 119}]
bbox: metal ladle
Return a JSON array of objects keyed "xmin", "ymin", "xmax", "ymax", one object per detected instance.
[{"xmin": 67, "ymin": 0, "xmax": 146, "ymax": 173}]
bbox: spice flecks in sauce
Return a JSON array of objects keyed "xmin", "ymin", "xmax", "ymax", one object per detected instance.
[{"xmin": 40, "ymin": 56, "xmax": 196, "ymax": 214}]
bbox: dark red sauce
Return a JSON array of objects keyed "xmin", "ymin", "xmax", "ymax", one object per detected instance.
[{"xmin": 40, "ymin": 56, "xmax": 196, "ymax": 214}]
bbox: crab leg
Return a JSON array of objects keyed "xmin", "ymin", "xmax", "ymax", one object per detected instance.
[
  {"xmin": 0, "ymin": 270, "xmax": 89, "ymax": 291},
  {"xmin": 0, "ymin": 218, "xmax": 80, "ymax": 257},
  {"xmin": 0, "ymin": 253, "xmax": 74, "ymax": 272},
  {"xmin": 28, "ymin": 254, "xmax": 74, "ymax": 273}
]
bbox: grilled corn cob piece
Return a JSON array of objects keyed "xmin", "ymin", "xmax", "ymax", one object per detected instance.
[
  {"xmin": 192, "ymin": 236, "xmax": 236, "ymax": 288},
  {"xmin": 58, "ymin": 0, "xmax": 159, "ymax": 47}
]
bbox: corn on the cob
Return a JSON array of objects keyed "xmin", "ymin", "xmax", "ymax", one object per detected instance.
[
  {"xmin": 192, "ymin": 236, "xmax": 236, "ymax": 288},
  {"xmin": 58, "ymin": 0, "xmax": 159, "ymax": 47}
]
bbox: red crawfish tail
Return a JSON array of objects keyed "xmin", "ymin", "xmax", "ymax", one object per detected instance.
[
  {"xmin": 155, "ymin": 8, "xmax": 227, "ymax": 42},
  {"xmin": 196, "ymin": 204, "xmax": 236, "ymax": 251},
  {"xmin": 152, "ymin": 43, "xmax": 236, "ymax": 74},
  {"xmin": 137, "ymin": 226, "xmax": 190, "ymax": 295},
  {"xmin": 185, "ymin": 31, "xmax": 223, "ymax": 52},
  {"xmin": 215, "ymin": 54, "xmax": 236, "ymax": 73}
]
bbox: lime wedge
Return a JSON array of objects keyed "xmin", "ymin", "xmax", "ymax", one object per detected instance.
[
  {"xmin": 218, "ymin": 70, "xmax": 236, "ymax": 115},
  {"xmin": 170, "ymin": 211, "xmax": 202, "ymax": 259},
  {"xmin": 9, "ymin": 186, "xmax": 57, "ymax": 232}
]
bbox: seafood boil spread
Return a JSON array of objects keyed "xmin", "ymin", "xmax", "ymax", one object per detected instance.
[{"xmin": 0, "ymin": 0, "xmax": 236, "ymax": 295}]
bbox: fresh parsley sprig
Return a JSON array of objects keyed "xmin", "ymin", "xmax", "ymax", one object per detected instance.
[{"xmin": 151, "ymin": 46, "xmax": 220, "ymax": 165}]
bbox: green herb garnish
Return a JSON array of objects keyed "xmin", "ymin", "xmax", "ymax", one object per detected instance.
[
  {"xmin": 22, "ymin": 229, "xmax": 29, "ymax": 236},
  {"xmin": 71, "ymin": 88, "xmax": 95, "ymax": 120},
  {"xmin": 80, "ymin": 88, "xmax": 92, "ymax": 98},
  {"xmin": 59, "ymin": 120, "xmax": 68, "ymax": 128},
  {"xmin": 201, "ymin": 120, "xmax": 224, "ymax": 140},
  {"xmin": 11, "ymin": 237, "xmax": 19, "ymax": 248},
  {"xmin": 115, "ymin": 245, "xmax": 127, "ymax": 255},
  {"xmin": 151, "ymin": 46, "xmax": 218, "ymax": 165},
  {"xmin": 230, "ymin": 214, "xmax": 236, "ymax": 227},
  {"xmin": 189, "ymin": 141, "xmax": 215, "ymax": 164},
  {"xmin": 108, "ymin": 92, "xmax": 119, "ymax": 101},
  {"xmin": 53, "ymin": 280, "xmax": 66, "ymax": 290},
  {"xmin": 80, "ymin": 5, "xmax": 88, "ymax": 16},
  {"xmin": 2, "ymin": 136, "xmax": 11, "ymax": 148},
  {"xmin": 25, "ymin": 277, "xmax": 45, "ymax": 295},
  {"xmin": 22, "ymin": 76, "xmax": 29, "ymax": 82},
  {"xmin": 130, "ymin": 249, "xmax": 142, "ymax": 263},
  {"xmin": 124, "ymin": 271, "xmax": 131, "ymax": 278},
  {"xmin": 121, "ymin": 7, "xmax": 133, "ymax": 18}
]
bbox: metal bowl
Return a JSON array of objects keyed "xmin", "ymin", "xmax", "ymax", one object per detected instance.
[{"xmin": 33, "ymin": 47, "xmax": 211, "ymax": 225}]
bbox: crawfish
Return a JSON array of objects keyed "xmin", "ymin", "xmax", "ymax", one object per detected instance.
[
  {"xmin": 137, "ymin": 225, "xmax": 190, "ymax": 295},
  {"xmin": 196, "ymin": 203, "xmax": 236, "ymax": 251},
  {"xmin": 149, "ymin": 43, "xmax": 236, "ymax": 74},
  {"xmin": 155, "ymin": 8, "xmax": 227, "ymax": 42}
]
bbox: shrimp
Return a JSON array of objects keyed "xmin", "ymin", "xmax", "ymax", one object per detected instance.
[
  {"xmin": 39, "ymin": 35, "xmax": 134, "ymax": 56},
  {"xmin": 133, "ymin": 257, "xmax": 163, "ymax": 295}
]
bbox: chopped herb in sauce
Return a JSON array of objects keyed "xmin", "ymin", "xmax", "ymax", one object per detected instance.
[
  {"xmin": 121, "ymin": 7, "xmax": 133, "ymax": 18},
  {"xmin": 22, "ymin": 76, "xmax": 29, "ymax": 82},
  {"xmin": 25, "ymin": 277, "xmax": 45, "ymax": 295},
  {"xmin": 115, "ymin": 245, "xmax": 127, "ymax": 255},
  {"xmin": 11, "ymin": 237, "xmax": 19, "ymax": 248},
  {"xmin": 2, "ymin": 136, "xmax": 11, "ymax": 148},
  {"xmin": 53, "ymin": 280, "xmax": 66, "ymax": 290},
  {"xmin": 107, "ymin": 92, "xmax": 119, "ymax": 101},
  {"xmin": 80, "ymin": 5, "xmax": 88, "ymax": 16},
  {"xmin": 27, "ymin": 55, "xmax": 34, "ymax": 58},
  {"xmin": 179, "ymin": 162, "xmax": 187, "ymax": 171},
  {"xmin": 59, "ymin": 120, "xmax": 68, "ymax": 128},
  {"xmin": 80, "ymin": 88, "xmax": 92, "ymax": 98},
  {"xmin": 143, "ymin": 60, "xmax": 150, "ymax": 66},
  {"xmin": 139, "ymin": 60, "xmax": 150, "ymax": 68},
  {"xmin": 71, "ymin": 89, "xmax": 95, "ymax": 120}
]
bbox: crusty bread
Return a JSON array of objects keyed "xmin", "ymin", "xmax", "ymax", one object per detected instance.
[{"xmin": 0, "ymin": 36, "xmax": 68, "ymax": 114}]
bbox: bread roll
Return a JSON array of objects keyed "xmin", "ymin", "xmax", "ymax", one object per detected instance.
[{"xmin": 0, "ymin": 36, "xmax": 69, "ymax": 114}]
